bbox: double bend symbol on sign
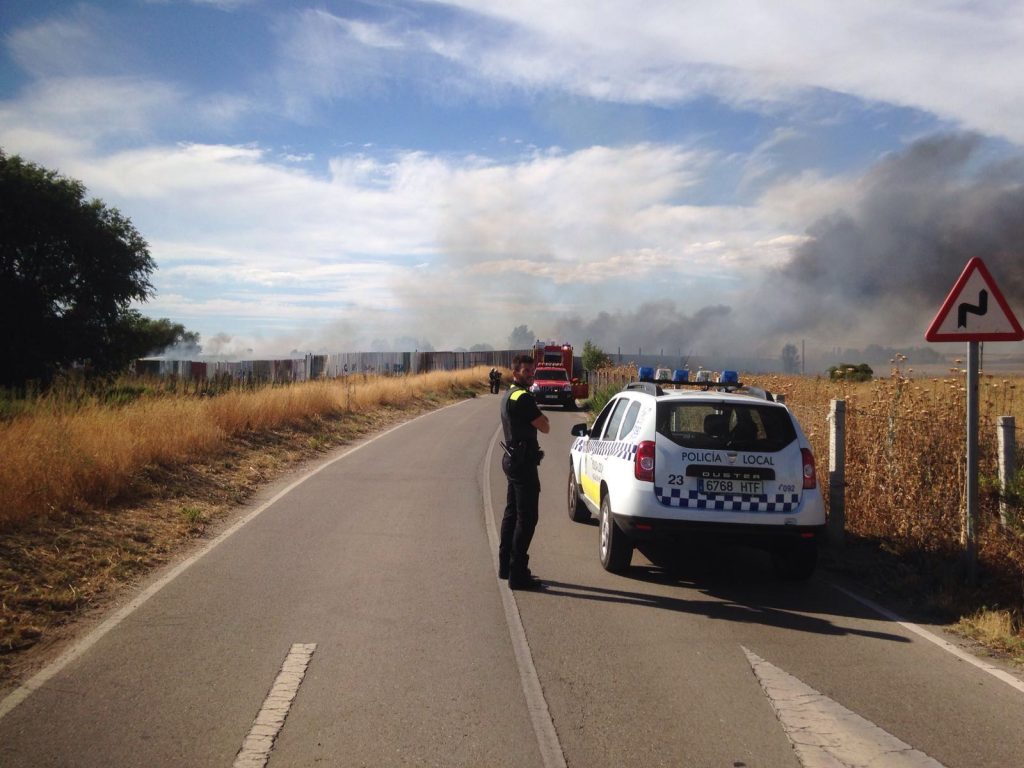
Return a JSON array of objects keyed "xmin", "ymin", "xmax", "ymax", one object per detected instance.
[
  {"xmin": 926, "ymin": 258, "xmax": 1023, "ymax": 342},
  {"xmin": 957, "ymin": 289, "xmax": 987, "ymax": 329}
]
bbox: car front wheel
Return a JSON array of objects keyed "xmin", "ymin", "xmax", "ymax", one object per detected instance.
[
  {"xmin": 599, "ymin": 494, "xmax": 632, "ymax": 573},
  {"xmin": 568, "ymin": 467, "xmax": 590, "ymax": 522}
]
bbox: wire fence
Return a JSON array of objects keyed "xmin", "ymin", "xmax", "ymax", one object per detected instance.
[{"xmin": 133, "ymin": 349, "xmax": 537, "ymax": 385}]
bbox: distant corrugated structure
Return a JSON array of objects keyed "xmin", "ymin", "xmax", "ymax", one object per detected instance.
[{"xmin": 134, "ymin": 349, "xmax": 539, "ymax": 383}]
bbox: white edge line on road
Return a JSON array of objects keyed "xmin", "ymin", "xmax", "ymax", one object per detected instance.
[
  {"xmin": 483, "ymin": 427, "xmax": 568, "ymax": 768},
  {"xmin": 0, "ymin": 400, "xmax": 471, "ymax": 723},
  {"xmin": 232, "ymin": 642, "xmax": 317, "ymax": 768},
  {"xmin": 831, "ymin": 583, "xmax": 1024, "ymax": 695}
]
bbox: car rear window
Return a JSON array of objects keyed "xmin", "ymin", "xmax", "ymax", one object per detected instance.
[{"xmin": 656, "ymin": 402, "xmax": 796, "ymax": 452}]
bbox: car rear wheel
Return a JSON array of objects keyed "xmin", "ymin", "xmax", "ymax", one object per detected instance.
[
  {"xmin": 567, "ymin": 467, "xmax": 590, "ymax": 522},
  {"xmin": 771, "ymin": 540, "xmax": 818, "ymax": 581},
  {"xmin": 599, "ymin": 494, "xmax": 632, "ymax": 573}
]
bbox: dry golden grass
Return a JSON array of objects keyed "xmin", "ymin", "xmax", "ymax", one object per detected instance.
[
  {"xmin": 956, "ymin": 608, "xmax": 1024, "ymax": 663},
  {"xmin": 0, "ymin": 368, "xmax": 487, "ymax": 529},
  {"xmin": 748, "ymin": 370, "xmax": 1024, "ymax": 553}
]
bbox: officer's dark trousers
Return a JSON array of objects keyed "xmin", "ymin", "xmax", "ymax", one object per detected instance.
[{"xmin": 499, "ymin": 457, "xmax": 540, "ymax": 579}]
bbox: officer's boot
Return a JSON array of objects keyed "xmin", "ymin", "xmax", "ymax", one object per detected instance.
[
  {"xmin": 497, "ymin": 548, "xmax": 510, "ymax": 579},
  {"xmin": 508, "ymin": 554, "xmax": 543, "ymax": 590}
]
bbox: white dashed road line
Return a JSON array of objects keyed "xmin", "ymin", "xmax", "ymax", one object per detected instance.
[
  {"xmin": 233, "ymin": 643, "xmax": 317, "ymax": 768},
  {"xmin": 483, "ymin": 427, "xmax": 568, "ymax": 768},
  {"xmin": 743, "ymin": 646, "xmax": 947, "ymax": 768}
]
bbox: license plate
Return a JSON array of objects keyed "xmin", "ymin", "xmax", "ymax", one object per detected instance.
[{"xmin": 700, "ymin": 478, "xmax": 763, "ymax": 495}]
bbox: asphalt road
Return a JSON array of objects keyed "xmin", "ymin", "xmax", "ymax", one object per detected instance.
[{"xmin": 2, "ymin": 394, "xmax": 1023, "ymax": 767}]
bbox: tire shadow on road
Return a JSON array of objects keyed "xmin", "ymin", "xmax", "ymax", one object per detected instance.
[{"xmin": 535, "ymin": 544, "xmax": 911, "ymax": 644}]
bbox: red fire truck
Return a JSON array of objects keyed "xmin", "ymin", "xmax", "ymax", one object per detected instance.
[{"xmin": 531, "ymin": 341, "xmax": 589, "ymax": 408}]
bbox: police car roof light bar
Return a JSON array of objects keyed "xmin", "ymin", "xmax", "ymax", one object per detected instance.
[
  {"xmin": 656, "ymin": 380, "xmax": 744, "ymax": 390},
  {"xmin": 625, "ymin": 382, "xmax": 664, "ymax": 396}
]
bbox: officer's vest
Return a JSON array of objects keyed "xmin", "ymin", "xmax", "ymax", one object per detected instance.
[{"xmin": 501, "ymin": 384, "xmax": 538, "ymax": 450}]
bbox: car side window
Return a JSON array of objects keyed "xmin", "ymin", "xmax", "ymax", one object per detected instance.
[
  {"xmin": 590, "ymin": 398, "xmax": 618, "ymax": 438},
  {"xmin": 601, "ymin": 397, "xmax": 631, "ymax": 441},
  {"xmin": 617, "ymin": 401, "xmax": 642, "ymax": 440}
]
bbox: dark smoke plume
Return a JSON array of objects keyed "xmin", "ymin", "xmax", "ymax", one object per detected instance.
[
  {"xmin": 550, "ymin": 133, "xmax": 1024, "ymax": 360},
  {"xmin": 553, "ymin": 300, "xmax": 731, "ymax": 356},
  {"xmin": 750, "ymin": 132, "xmax": 1024, "ymax": 346}
]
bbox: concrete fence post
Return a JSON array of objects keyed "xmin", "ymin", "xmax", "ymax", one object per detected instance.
[
  {"xmin": 997, "ymin": 416, "xmax": 1016, "ymax": 528},
  {"xmin": 828, "ymin": 399, "xmax": 846, "ymax": 547}
]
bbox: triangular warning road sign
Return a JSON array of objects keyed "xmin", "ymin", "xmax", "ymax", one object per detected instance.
[{"xmin": 926, "ymin": 257, "xmax": 1024, "ymax": 342}]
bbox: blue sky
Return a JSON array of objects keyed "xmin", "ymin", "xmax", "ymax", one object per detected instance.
[{"xmin": 2, "ymin": 1, "xmax": 1022, "ymax": 359}]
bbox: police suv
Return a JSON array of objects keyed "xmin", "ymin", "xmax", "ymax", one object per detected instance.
[{"xmin": 567, "ymin": 369, "xmax": 825, "ymax": 579}]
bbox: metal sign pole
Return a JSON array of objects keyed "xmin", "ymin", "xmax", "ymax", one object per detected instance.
[{"xmin": 965, "ymin": 340, "xmax": 979, "ymax": 586}]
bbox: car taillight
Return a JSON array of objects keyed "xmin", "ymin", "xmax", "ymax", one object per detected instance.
[
  {"xmin": 801, "ymin": 448, "xmax": 817, "ymax": 489},
  {"xmin": 635, "ymin": 440, "xmax": 655, "ymax": 481}
]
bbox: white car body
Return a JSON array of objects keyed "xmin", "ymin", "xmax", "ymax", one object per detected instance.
[{"xmin": 568, "ymin": 381, "xmax": 826, "ymax": 578}]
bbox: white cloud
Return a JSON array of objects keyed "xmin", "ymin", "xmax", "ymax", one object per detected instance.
[
  {"xmin": 259, "ymin": 2, "xmax": 1024, "ymax": 143},
  {"xmin": 425, "ymin": 1, "xmax": 1024, "ymax": 144},
  {"xmin": 0, "ymin": 76, "xmax": 184, "ymax": 146},
  {"xmin": 19, "ymin": 133, "xmax": 831, "ymax": 347},
  {"xmin": 274, "ymin": 9, "xmax": 412, "ymax": 116},
  {"xmin": 13, "ymin": 0, "xmax": 1001, "ymax": 352},
  {"xmin": 6, "ymin": 6, "xmax": 121, "ymax": 79}
]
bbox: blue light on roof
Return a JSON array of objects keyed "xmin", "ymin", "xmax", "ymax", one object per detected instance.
[
  {"xmin": 672, "ymin": 369, "xmax": 689, "ymax": 383},
  {"xmin": 720, "ymin": 370, "xmax": 739, "ymax": 384},
  {"xmin": 638, "ymin": 366, "xmax": 655, "ymax": 382}
]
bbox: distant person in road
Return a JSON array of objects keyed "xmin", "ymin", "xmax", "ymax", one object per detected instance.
[
  {"xmin": 489, "ymin": 367, "xmax": 501, "ymax": 394},
  {"xmin": 498, "ymin": 355, "xmax": 550, "ymax": 590}
]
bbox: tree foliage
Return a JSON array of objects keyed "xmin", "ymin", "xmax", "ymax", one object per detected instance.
[
  {"xmin": 508, "ymin": 324, "xmax": 535, "ymax": 349},
  {"xmin": 119, "ymin": 315, "xmax": 201, "ymax": 360},
  {"xmin": 828, "ymin": 362, "xmax": 874, "ymax": 382},
  {"xmin": 582, "ymin": 339, "xmax": 612, "ymax": 370},
  {"xmin": 0, "ymin": 150, "xmax": 177, "ymax": 386}
]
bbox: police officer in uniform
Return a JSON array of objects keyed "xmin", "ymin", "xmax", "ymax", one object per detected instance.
[
  {"xmin": 498, "ymin": 355, "xmax": 550, "ymax": 590},
  {"xmin": 488, "ymin": 367, "xmax": 501, "ymax": 394}
]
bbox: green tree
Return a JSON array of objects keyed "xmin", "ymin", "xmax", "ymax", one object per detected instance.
[
  {"xmin": 116, "ymin": 315, "xmax": 201, "ymax": 360},
  {"xmin": 0, "ymin": 150, "xmax": 169, "ymax": 386},
  {"xmin": 828, "ymin": 363, "xmax": 873, "ymax": 382},
  {"xmin": 582, "ymin": 339, "xmax": 612, "ymax": 370}
]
